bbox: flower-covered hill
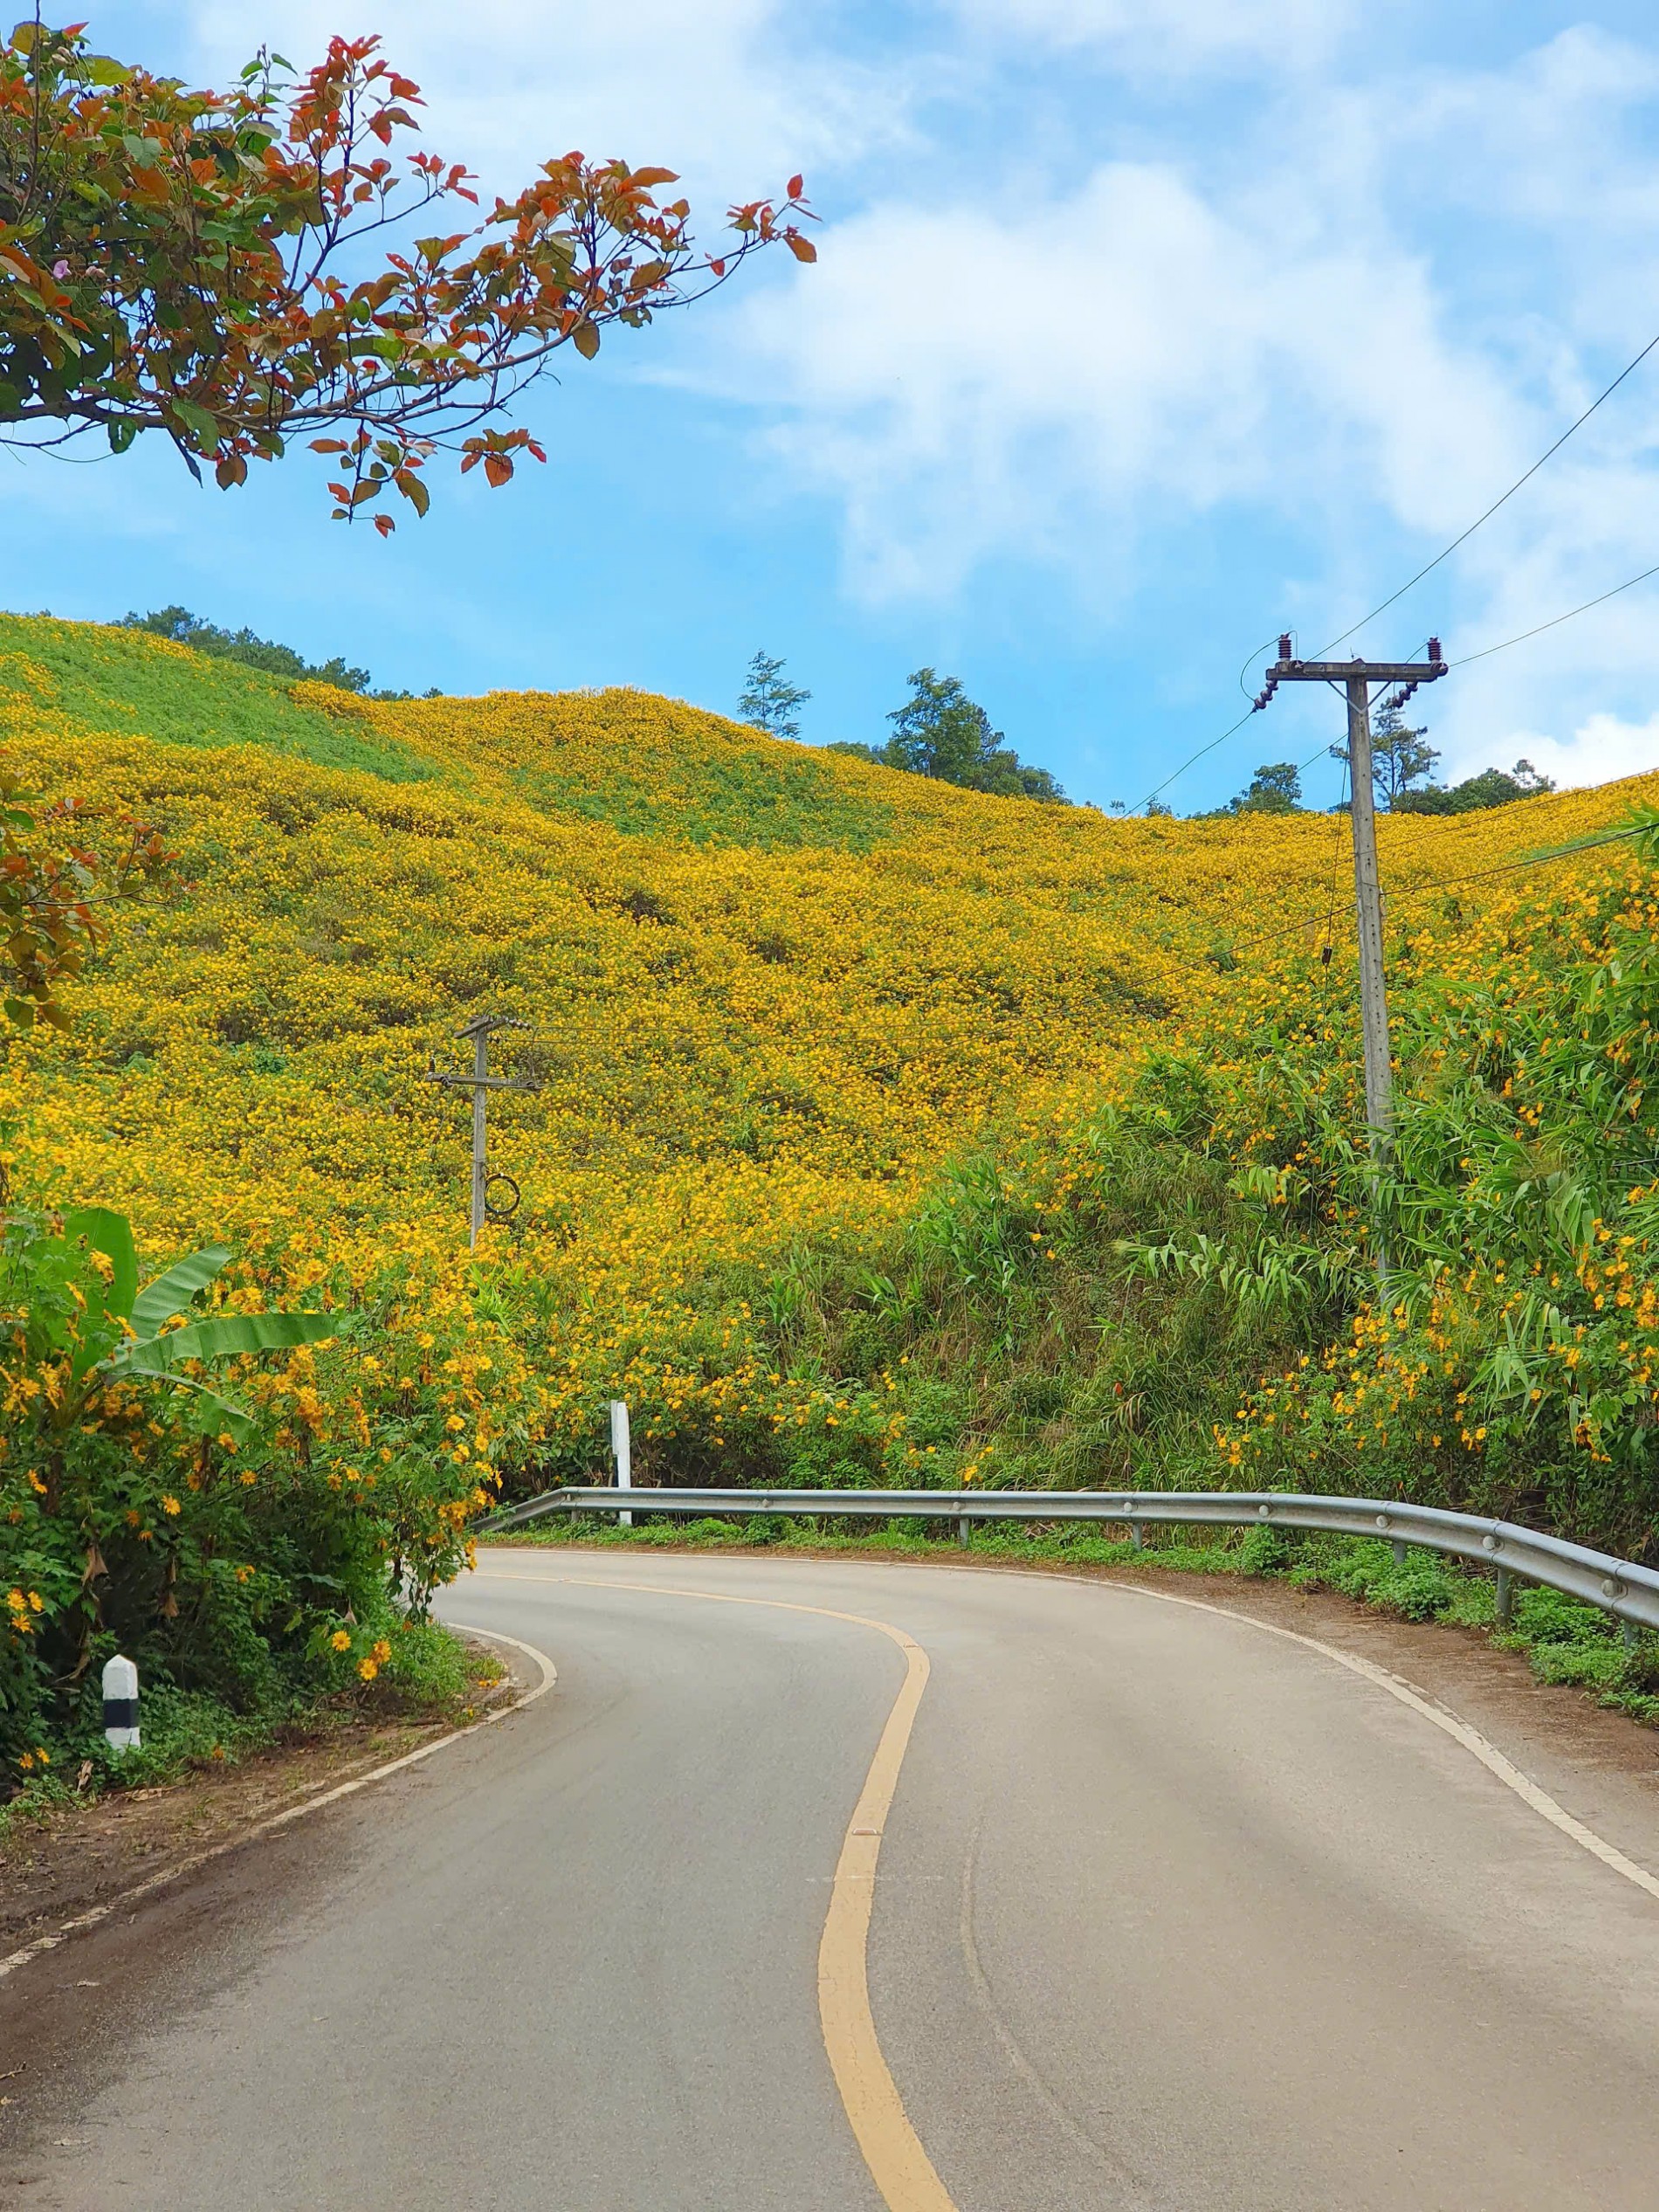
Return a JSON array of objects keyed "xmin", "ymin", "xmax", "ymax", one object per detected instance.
[
  {"xmin": 9, "ymin": 610, "xmax": 1659, "ymax": 1774},
  {"xmin": 5, "ymin": 606, "xmax": 1659, "ymax": 1512},
  {"xmin": 8, "ymin": 607, "xmax": 1655, "ymax": 1276}
]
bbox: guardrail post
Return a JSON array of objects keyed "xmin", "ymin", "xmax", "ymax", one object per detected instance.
[
  {"xmin": 1391, "ymin": 1539, "xmax": 1408, "ymax": 1566},
  {"xmin": 1129, "ymin": 1519, "xmax": 1143, "ymax": 1551},
  {"xmin": 1624, "ymin": 1620, "xmax": 1641, "ymax": 1656},
  {"xmin": 1495, "ymin": 1568, "xmax": 1513, "ymax": 1626},
  {"xmin": 609, "ymin": 1399, "xmax": 632, "ymax": 1528},
  {"xmin": 958, "ymin": 1517, "xmax": 973, "ymax": 1548}
]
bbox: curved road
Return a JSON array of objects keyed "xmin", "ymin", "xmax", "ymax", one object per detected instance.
[{"xmin": 5, "ymin": 1547, "xmax": 1659, "ymax": 2209}]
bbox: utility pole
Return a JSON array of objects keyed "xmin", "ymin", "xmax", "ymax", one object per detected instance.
[
  {"xmin": 424, "ymin": 1014, "xmax": 538, "ymax": 1248},
  {"xmin": 1255, "ymin": 637, "xmax": 1447, "ymax": 1149}
]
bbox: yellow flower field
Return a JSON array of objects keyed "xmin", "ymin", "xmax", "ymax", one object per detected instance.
[{"xmin": 2, "ymin": 610, "xmax": 1656, "ymax": 1478}]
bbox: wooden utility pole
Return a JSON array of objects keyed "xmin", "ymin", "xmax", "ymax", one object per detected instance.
[
  {"xmin": 1255, "ymin": 637, "xmax": 1447, "ymax": 1150},
  {"xmin": 424, "ymin": 1014, "xmax": 538, "ymax": 1248}
]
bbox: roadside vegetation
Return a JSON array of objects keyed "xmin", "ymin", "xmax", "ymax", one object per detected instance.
[{"xmin": 5, "ymin": 610, "xmax": 1659, "ymax": 1778}]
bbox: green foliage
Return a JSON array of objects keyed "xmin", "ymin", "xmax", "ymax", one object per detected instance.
[
  {"xmin": 121, "ymin": 607, "xmax": 374, "ymax": 694},
  {"xmin": 877, "ymin": 668, "xmax": 1068, "ymax": 803},
  {"xmin": 0, "ymin": 1196, "xmax": 508, "ymax": 1779},
  {"xmin": 738, "ymin": 650, "xmax": 810, "ymax": 743},
  {"xmin": 0, "ymin": 613, "xmax": 435, "ymax": 781},
  {"xmin": 1330, "ymin": 706, "xmax": 1441, "ymax": 809},
  {"xmin": 1229, "ymin": 761, "xmax": 1303, "ymax": 815},
  {"xmin": 1394, "ymin": 758, "xmax": 1556, "ymax": 815}
]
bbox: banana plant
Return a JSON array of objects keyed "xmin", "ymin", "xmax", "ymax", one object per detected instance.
[{"xmin": 59, "ymin": 1206, "xmax": 340, "ymax": 1438}]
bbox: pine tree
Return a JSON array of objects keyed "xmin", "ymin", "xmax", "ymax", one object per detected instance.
[{"xmin": 739, "ymin": 651, "xmax": 810, "ymax": 741}]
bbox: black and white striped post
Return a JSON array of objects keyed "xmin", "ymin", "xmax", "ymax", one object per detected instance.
[{"xmin": 102, "ymin": 1652, "xmax": 140, "ymax": 1753}]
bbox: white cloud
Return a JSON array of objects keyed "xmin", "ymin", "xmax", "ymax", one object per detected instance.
[
  {"xmin": 719, "ymin": 159, "xmax": 1525, "ymax": 601},
  {"xmin": 947, "ymin": 0, "xmax": 1353, "ymax": 69},
  {"xmin": 165, "ymin": 0, "xmax": 906, "ymax": 200},
  {"xmin": 1497, "ymin": 712, "xmax": 1659, "ymax": 793}
]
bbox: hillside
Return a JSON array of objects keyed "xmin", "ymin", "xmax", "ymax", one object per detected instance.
[
  {"xmin": 8, "ymin": 609, "xmax": 1659, "ymax": 1767},
  {"xmin": 3, "ymin": 610, "xmax": 1659, "ymax": 1508}
]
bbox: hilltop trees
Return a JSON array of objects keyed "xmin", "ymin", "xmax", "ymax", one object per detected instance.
[
  {"xmin": 831, "ymin": 668, "xmax": 1068, "ymax": 803},
  {"xmin": 739, "ymin": 650, "xmax": 810, "ymax": 741},
  {"xmin": 123, "ymin": 606, "xmax": 371, "ymax": 693},
  {"xmin": 0, "ymin": 20, "xmax": 814, "ymax": 533},
  {"xmin": 1330, "ymin": 706, "xmax": 1440, "ymax": 809},
  {"xmin": 1228, "ymin": 761, "xmax": 1303, "ymax": 815},
  {"xmin": 1396, "ymin": 758, "xmax": 1556, "ymax": 814}
]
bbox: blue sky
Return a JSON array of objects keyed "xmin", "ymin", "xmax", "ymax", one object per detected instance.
[{"xmin": 8, "ymin": 2, "xmax": 1659, "ymax": 812}]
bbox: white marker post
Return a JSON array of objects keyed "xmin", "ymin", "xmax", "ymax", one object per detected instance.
[
  {"xmin": 102, "ymin": 1652, "xmax": 140, "ymax": 1754},
  {"xmin": 609, "ymin": 1398, "xmax": 633, "ymax": 1527}
]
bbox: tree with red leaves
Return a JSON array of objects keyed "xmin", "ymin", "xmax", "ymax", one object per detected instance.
[{"xmin": 0, "ymin": 16, "xmax": 815, "ymax": 533}]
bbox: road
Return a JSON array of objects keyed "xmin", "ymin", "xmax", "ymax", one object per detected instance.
[{"xmin": 5, "ymin": 1547, "xmax": 1659, "ymax": 2209}]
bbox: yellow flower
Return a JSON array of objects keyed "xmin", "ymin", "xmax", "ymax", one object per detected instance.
[
  {"xmin": 357, "ymin": 1656, "xmax": 379, "ymax": 1682},
  {"xmin": 371, "ymin": 1638, "xmax": 391, "ymax": 1664},
  {"xmin": 161, "ymin": 1493, "xmax": 181, "ymax": 1516},
  {"xmin": 330, "ymin": 1628, "xmax": 351, "ymax": 1651}
]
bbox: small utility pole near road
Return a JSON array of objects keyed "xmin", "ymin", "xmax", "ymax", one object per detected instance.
[
  {"xmin": 1256, "ymin": 636, "xmax": 1447, "ymax": 1149},
  {"xmin": 424, "ymin": 1014, "xmax": 539, "ymax": 1249}
]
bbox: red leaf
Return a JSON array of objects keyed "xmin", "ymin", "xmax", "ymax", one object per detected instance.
[
  {"xmin": 786, "ymin": 232, "xmax": 817, "ymax": 264},
  {"xmin": 483, "ymin": 453, "xmax": 513, "ymax": 488},
  {"xmin": 787, "ymin": 173, "xmax": 804, "ymax": 200},
  {"xmin": 374, "ymin": 513, "xmax": 396, "ymax": 537}
]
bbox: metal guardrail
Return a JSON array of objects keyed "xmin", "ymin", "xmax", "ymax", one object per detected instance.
[{"xmin": 482, "ymin": 1485, "xmax": 1659, "ymax": 1637}]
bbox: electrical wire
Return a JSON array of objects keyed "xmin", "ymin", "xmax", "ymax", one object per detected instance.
[
  {"xmin": 1132, "ymin": 706, "xmax": 1260, "ymax": 816},
  {"xmin": 1448, "ymin": 558, "xmax": 1659, "ymax": 669},
  {"xmin": 1125, "ymin": 635, "xmax": 1290, "ymax": 815},
  {"xmin": 1316, "ymin": 324, "xmax": 1659, "ymax": 658},
  {"xmin": 1233, "ymin": 818, "xmax": 1653, "ymax": 959}
]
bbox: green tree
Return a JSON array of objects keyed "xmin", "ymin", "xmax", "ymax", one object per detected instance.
[
  {"xmin": 1395, "ymin": 758, "xmax": 1556, "ymax": 816},
  {"xmin": 123, "ymin": 607, "xmax": 371, "ymax": 693},
  {"xmin": 1398, "ymin": 756, "xmax": 1566, "ymax": 818},
  {"xmin": 738, "ymin": 650, "xmax": 810, "ymax": 741},
  {"xmin": 1229, "ymin": 761, "xmax": 1302, "ymax": 815},
  {"xmin": 1330, "ymin": 706, "xmax": 1441, "ymax": 809},
  {"xmin": 879, "ymin": 668, "xmax": 1066, "ymax": 803}
]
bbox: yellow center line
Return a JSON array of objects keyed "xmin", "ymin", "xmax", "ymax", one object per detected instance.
[{"xmin": 471, "ymin": 1567, "xmax": 959, "ymax": 2212}]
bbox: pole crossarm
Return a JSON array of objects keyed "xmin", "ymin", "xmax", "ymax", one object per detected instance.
[
  {"xmin": 1270, "ymin": 658, "xmax": 1447, "ymax": 683},
  {"xmin": 1252, "ymin": 637, "xmax": 1447, "ymax": 714},
  {"xmin": 423, "ymin": 1072, "xmax": 538, "ymax": 1092}
]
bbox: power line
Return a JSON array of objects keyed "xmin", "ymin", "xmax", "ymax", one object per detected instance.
[
  {"xmin": 1449, "ymin": 557, "xmax": 1659, "ymax": 670},
  {"xmin": 1132, "ymin": 706, "xmax": 1259, "ymax": 816},
  {"xmin": 1317, "ymin": 324, "xmax": 1659, "ymax": 657},
  {"xmin": 1233, "ymin": 818, "xmax": 1653, "ymax": 959}
]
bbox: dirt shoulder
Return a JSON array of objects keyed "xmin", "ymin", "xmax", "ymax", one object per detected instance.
[{"xmin": 0, "ymin": 1636, "xmax": 522, "ymax": 1958}]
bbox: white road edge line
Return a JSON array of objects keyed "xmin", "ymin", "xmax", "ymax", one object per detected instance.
[
  {"xmin": 0, "ymin": 1622, "xmax": 556, "ymax": 1985},
  {"xmin": 1020, "ymin": 1566, "xmax": 1659, "ymax": 1905},
  {"xmin": 481, "ymin": 1547, "xmax": 1659, "ymax": 1905}
]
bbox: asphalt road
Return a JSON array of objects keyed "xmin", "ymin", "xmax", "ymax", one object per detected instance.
[{"xmin": 6, "ymin": 1548, "xmax": 1659, "ymax": 2209}]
